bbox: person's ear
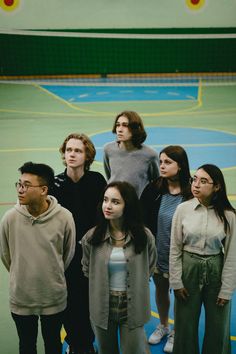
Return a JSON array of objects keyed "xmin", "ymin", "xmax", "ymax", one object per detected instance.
[
  {"xmin": 41, "ymin": 185, "xmax": 48, "ymax": 195},
  {"xmin": 214, "ymin": 183, "xmax": 220, "ymax": 192}
]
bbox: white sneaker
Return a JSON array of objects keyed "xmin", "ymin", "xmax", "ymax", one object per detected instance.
[
  {"xmin": 164, "ymin": 330, "xmax": 174, "ymax": 353},
  {"xmin": 148, "ymin": 324, "xmax": 170, "ymax": 344}
]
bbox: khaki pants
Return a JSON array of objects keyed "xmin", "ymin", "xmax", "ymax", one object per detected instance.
[{"xmin": 173, "ymin": 251, "xmax": 231, "ymax": 354}]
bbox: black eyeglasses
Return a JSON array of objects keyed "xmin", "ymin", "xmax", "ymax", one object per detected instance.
[{"xmin": 15, "ymin": 182, "xmax": 44, "ymax": 192}]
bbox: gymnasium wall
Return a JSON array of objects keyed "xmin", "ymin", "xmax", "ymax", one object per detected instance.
[{"xmin": 0, "ymin": 0, "xmax": 235, "ymax": 76}]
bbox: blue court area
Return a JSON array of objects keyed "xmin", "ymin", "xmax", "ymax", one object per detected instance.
[
  {"xmin": 1, "ymin": 80, "xmax": 235, "ymax": 353},
  {"xmin": 42, "ymin": 85, "xmax": 199, "ymax": 102},
  {"xmin": 61, "ymin": 125, "xmax": 236, "ymax": 354},
  {"xmin": 92, "ymin": 127, "xmax": 236, "ymax": 170},
  {"xmin": 146, "ymin": 281, "xmax": 236, "ymax": 354}
]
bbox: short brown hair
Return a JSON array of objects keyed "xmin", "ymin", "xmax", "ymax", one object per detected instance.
[{"xmin": 59, "ymin": 133, "xmax": 96, "ymax": 171}]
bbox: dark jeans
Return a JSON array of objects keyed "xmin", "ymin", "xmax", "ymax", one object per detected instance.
[
  {"xmin": 63, "ymin": 255, "xmax": 95, "ymax": 352},
  {"xmin": 12, "ymin": 311, "xmax": 63, "ymax": 354},
  {"xmin": 64, "ymin": 269, "xmax": 95, "ymax": 351}
]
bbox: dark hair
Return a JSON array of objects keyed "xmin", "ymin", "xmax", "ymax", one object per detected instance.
[
  {"xmin": 197, "ymin": 164, "xmax": 235, "ymax": 233},
  {"xmin": 112, "ymin": 111, "xmax": 147, "ymax": 148},
  {"xmin": 59, "ymin": 133, "xmax": 96, "ymax": 171},
  {"xmin": 156, "ymin": 145, "xmax": 192, "ymax": 200},
  {"xmin": 18, "ymin": 161, "xmax": 54, "ymax": 188},
  {"xmin": 90, "ymin": 181, "xmax": 148, "ymax": 253}
]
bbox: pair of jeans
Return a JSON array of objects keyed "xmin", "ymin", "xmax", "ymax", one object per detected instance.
[
  {"xmin": 93, "ymin": 291, "xmax": 150, "ymax": 354},
  {"xmin": 12, "ymin": 311, "xmax": 63, "ymax": 354}
]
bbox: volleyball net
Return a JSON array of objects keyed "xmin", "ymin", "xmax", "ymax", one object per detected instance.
[{"xmin": 0, "ymin": 29, "xmax": 236, "ymax": 85}]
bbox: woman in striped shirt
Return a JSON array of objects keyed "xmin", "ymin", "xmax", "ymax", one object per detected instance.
[{"xmin": 140, "ymin": 145, "xmax": 192, "ymax": 353}]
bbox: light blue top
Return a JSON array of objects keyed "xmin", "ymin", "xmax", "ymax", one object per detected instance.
[{"xmin": 108, "ymin": 247, "xmax": 127, "ymax": 291}]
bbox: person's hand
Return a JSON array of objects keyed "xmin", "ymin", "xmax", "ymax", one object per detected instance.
[
  {"xmin": 174, "ymin": 288, "xmax": 189, "ymax": 301},
  {"xmin": 216, "ymin": 297, "xmax": 229, "ymax": 307}
]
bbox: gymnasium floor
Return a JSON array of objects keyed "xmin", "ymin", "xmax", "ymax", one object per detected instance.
[{"xmin": 0, "ymin": 76, "xmax": 235, "ymax": 353}]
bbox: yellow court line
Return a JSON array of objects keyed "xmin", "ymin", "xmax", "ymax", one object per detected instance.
[
  {"xmin": 0, "ymin": 108, "xmax": 99, "ymax": 116},
  {"xmin": 1, "ymin": 80, "xmax": 236, "ymax": 118},
  {"xmin": 151, "ymin": 310, "xmax": 174, "ymax": 325},
  {"xmin": 197, "ymin": 78, "xmax": 203, "ymax": 105},
  {"xmin": 1, "ymin": 102, "xmax": 235, "ymax": 119},
  {"xmin": 149, "ymin": 143, "xmax": 236, "ymax": 148},
  {"xmin": 34, "ymin": 84, "xmax": 112, "ymax": 116},
  {"xmin": 0, "ymin": 148, "xmax": 58, "ymax": 153},
  {"xmin": 143, "ymin": 124, "xmax": 236, "ymax": 137},
  {"xmin": 89, "ymin": 124, "xmax": 236, "ymax": 140},
  {"xmin": 1, "ymin": 105, "xmax": 235, "ymax": 118},
  {"xmin": 61, "ymin": 328, "xmax": 66, "ymax": 342},
  {"xmin": 0, "ymin": 105, "xmax": 199, "ymax": 117},
  {"xmin": 60, "ymin": 328, "xmax": 236, "ymax": 343},
  {"xmin": 34, "ymin": 82, "xmax": 204, "ymax": 117},
  {"xmin": 60, "ymin": 327, "xmax": 236, "ymax": 343},
  {"xmin": 1, "ymin": 143, "xmax": 236, "ymax": 154},
  {"xmin": 150, "ymin": 311, "xmax": 236, "ymax": 341},
  {"xmin": 142, "ymin": 101, "xmax": 202, "ymax": 117}
]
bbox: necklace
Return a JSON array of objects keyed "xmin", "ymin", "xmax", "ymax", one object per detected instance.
[{"xmin": 110, "ymin": 234, "xmax": 126, "ymax": 241}]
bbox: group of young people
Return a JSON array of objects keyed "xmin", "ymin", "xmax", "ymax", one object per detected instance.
[{"xmin": 0, "ymin": 110, "xmax": 235, "ymax": 354}]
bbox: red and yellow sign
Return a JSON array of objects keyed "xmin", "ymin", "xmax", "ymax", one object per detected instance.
[
  {"xmin": 186, "ymin": 0, "xmax": 206, "ymax": 10},
  {"xmin": 0, "ymin": 0, "xmax": 20, "ymax": 12}
]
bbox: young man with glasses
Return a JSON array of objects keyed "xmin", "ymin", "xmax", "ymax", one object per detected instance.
[{"xmin": 0, "ymin": 161, "xmax": 76, "ymax": 354}]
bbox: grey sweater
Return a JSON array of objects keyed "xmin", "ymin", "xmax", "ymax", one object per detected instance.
[
  {"xmin": 0, "ymin": 196, "xmax": 76, "ymax": 315},
  {"xmin": 103, "ymin": 141, "xmax": 159, "ymax": 197}
]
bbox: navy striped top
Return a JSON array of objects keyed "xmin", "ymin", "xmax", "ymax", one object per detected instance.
[{"xmin": 156, "ymin": 193, "xmax": 183, "ymax": 273}]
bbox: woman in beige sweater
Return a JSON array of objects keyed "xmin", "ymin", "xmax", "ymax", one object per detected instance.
[{"xmin": 170, "ymin": 164, "xmax": 236, "ymax": 354}]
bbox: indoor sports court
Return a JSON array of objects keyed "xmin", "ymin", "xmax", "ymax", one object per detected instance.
[{"xmin": 0, "ymin": 1, "xmax": 236, "ymax": 353}]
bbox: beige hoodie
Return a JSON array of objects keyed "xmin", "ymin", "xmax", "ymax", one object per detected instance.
[{"xmin": 0, "ymin": 196, "xmax": 76, "ymax": 315}]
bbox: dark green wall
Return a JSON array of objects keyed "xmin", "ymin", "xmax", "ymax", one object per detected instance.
[{"xmin": 1, "ymin": 29, "xmax": 236, "ymax": 76}]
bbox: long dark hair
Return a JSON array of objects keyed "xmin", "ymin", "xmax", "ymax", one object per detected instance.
[
  {"xmin": 197, "ymin": 164, "xmax": 235, "ymax": 233},
  {"xmin": 112, "ymin": 111, "xmax": 147, "ymax": 148},
  {"xmin": 90, "ymin": 181, "xmax": 148, "ymax": 253},
  {"xmin": 155, "ymin": 145, "xmax": 192, "ymax": 200}
]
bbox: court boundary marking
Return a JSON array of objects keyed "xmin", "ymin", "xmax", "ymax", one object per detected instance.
[
  {"xmin": 34, "ymin": 83, "xmax": 202, "ymax": 116},
  {"xmin": 0, "ymin": 81, "xmax": 236, "ymax": 117}
]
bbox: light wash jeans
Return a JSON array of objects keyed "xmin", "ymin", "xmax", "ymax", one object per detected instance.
[{"xmin": 93, "ymin": 291, "xmax": 150, "ymax": 354}]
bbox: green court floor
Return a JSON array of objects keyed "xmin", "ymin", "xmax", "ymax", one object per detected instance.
[{"xmin": 0, "ymin": 79, "xmax": 236, "ymax": 353}]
